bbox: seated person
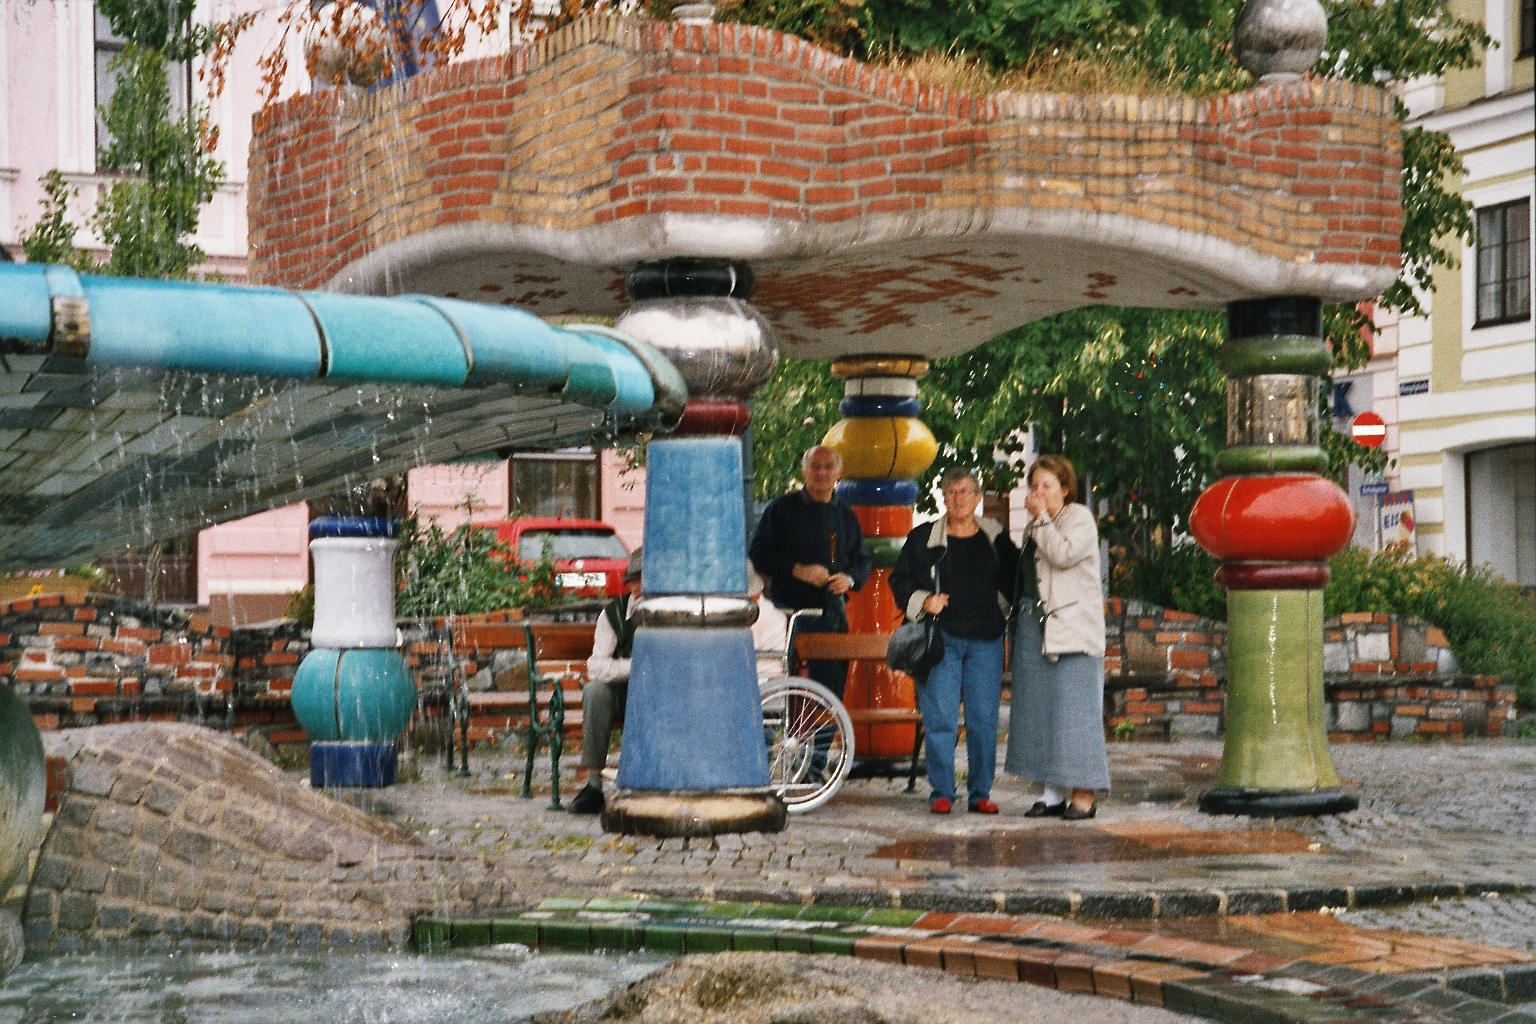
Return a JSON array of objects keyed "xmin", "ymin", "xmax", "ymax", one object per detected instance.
[
  {"xmin": 569, "ymin": 560, "xmax": 789, "ymax": 816},
  {"xmin": 569, "ymin": 548, "xmax": 643, "ymax": 815}
]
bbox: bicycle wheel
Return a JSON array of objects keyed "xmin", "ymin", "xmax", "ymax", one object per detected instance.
[{"xmin": 759, "ymin": 676, "xmax": 854, "ymax": 814}]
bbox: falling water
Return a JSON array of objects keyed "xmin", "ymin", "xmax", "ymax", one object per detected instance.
[{"xmin": 0, "ymin": 945, "xmax": 669, "ymax": 1022}]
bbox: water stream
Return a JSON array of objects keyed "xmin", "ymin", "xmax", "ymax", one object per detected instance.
[{"xmin": 0, "ymin": 945, "xmax": 669, "ymax": 1023}]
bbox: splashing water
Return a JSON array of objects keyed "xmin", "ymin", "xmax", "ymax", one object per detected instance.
[{"xmin": 0, "ymin": 945, "xmax": 668, "ymax": 1023}]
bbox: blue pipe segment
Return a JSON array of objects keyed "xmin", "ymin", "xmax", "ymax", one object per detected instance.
[
  {"xmin": 642, "ymin": 438, "xmax": 749, "ymax": 595},
  {"xmin": 0, "ymin": 263, "xmax": 672, "ymax": 420}
]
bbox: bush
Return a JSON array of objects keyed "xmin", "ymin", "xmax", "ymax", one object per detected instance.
[
  {"xmin": 1111, "ymin": 544, "xmax": 1224, "ymax": 622},
  {"xmin": 1325, "ymin": 548, "xmax": 1535, "ymax": 709},
  {"xmin": 1116, "ymin": 545, "xmax": 1536, "ymax": 709},
  {"xmin": 395, "ymin": 515, "xmax": 567, "ymax": 620}
]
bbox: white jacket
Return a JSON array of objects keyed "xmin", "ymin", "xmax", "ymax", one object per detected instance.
[{"xmin": 1021, "ymin": 502, "xmax": 1106, "ymax": 657}]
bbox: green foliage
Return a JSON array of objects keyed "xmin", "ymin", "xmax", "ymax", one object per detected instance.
[
  {"xmin": 95, "ymin": 0, "xmax": 209, "ymax": 61},
  {"xmin": 92, "ymin": 45, "xmax": 224, "ymax": 280},
  {"xmin": 394, "ymin": 515, "xmax": 568, "ymax": 619},
  {"xmin": 751, "ymin": 358, "xmax": 843, "ymax": 499},
  {"xmin": 1115, "ymin": 545, "xmax": 1536, "ymax": 707},
  {"xmin": 1323, "ymin": 548, "xmax": 1536, "ymax": 707},
  {"xmin": 1111, "ymin": 543, "xmax": 1225, "ymax": 622},
  {"xmin": 712, "ymin": 0, "xmax": 871, "ymax": 54},
  {"xmin": 286, "ymin": 583, "xmax": 315, "ymax": 628},
  {"xmin": 19, "ymin": 172, "xmax": 97, "ymax": 271}
]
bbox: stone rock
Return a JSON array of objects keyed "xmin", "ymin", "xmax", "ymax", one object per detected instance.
[
  {"xmin": 1355, "ymin": 632, "xmax": 1391, "ymax": 664},
  {"xmin": 532, "ymin": 951, "xmax": 1188, "ymax": 1024},
  {"xmin": 1322, "ymin": 642, "xmax": 1349, "ymax": 675},
  {"xmin": 0, "ymin": 909, "xmax": 22, "ymax": 980}
]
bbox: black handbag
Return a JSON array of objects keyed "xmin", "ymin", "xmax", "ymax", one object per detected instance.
[{"xmin": 887, "ymin": 563, "xmax": 943, "ymax": 683}]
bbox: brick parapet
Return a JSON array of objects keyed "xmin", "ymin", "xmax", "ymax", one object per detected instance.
[{"xmin": 248, "ymin": 14, "xmax": 1401, "ymax": 302}]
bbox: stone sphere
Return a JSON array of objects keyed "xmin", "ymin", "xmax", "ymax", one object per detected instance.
[
  {"xmin": 306, "ymin": 1, "xmax": 388, "ymax": 88},
  {"xmin": 614, "ymin": 297, "xmax": 778, "ymax": 400},
  {"xmin": 1233, "ymin": 0, "xmax": 1329, "ymax": 81}
]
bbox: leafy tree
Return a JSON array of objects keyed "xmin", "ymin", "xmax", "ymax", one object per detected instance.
[
  {"xmin": 19, "ymin": 171, "xmax": 97, "ymax": 271},
  {"xmin": 19, "ymin": 4, "xmax": 231, "ymax": 280},
  {"xmin": 92, "ymin": 43, "xmax": 225, "ymax": 280}
]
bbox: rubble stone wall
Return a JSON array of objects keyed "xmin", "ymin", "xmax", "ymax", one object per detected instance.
[{"xmin": 4, "ymin": 593, "xmax": 1515, "ymax": 747}]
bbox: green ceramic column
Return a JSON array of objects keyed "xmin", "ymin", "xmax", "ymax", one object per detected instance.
[{"xmin": 1190, "ymin": 297, "xmax": 1358, "ymax": 817}]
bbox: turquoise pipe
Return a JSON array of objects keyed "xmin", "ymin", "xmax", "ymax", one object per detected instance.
[{"xmin": 0, "ymin": 263, "xmax": 666, "ymax": 419}]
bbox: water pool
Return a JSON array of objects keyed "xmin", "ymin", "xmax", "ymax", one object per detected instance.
[{"xmin": 0, "ymin": 945, "xmax": 670, "ymax": 1023}]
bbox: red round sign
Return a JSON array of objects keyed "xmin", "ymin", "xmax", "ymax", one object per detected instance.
[{"xmin": 1351, "ymin": 411, "xmax": 1387, "ymax": 448}]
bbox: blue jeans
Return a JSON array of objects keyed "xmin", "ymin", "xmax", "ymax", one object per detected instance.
[{"xmin": 917, "ymin": 630, "xmax": 1004, "ymax": 804}]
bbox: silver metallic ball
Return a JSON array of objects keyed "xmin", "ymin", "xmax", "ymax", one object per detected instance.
[
  {"xmin": 1233, "ymin": 0, "xmax": 1329, "ymax": 83},
  {"xmin": 613, "ymin": 297, "xmax": 778, "ymax": 400}
]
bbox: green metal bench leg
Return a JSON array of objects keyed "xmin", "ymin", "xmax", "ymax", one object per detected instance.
[
  {"xmin": 905, "ymin": 722, "xmax": 924, "ymax": 793},
  {"xmin": 518, "ymin": 622, "xmax": 565, "ymax": 809}
]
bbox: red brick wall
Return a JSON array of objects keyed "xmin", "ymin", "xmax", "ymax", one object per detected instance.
[{"xmin": 247, "ymin": 15, "xmax": 1401, "ymax": 292}]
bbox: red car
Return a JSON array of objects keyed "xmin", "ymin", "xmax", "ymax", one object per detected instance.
[{"xmin": 472, "ymin": 517, "xmax": 631, "ymax": 598}]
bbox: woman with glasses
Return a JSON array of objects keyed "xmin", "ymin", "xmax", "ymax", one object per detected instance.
[
  {"xmin": 1007, "ymin": 454, "xmax": 1110, "ymax": 820},
  {"xmin": 891, "ymin": 467, "xmax": 1019, "ymax": 814}
]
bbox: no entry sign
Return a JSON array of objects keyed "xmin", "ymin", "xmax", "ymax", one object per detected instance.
[{"xmin": 1351, "ymin": 411, "xmax": 1387, "ymax": 448}]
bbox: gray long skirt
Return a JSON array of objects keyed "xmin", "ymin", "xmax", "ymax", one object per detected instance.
[{"xmin": 1005, "ymin": 606, "xmax": 1111, "ymax": 791}]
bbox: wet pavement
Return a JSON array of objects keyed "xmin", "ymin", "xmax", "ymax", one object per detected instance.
[{"xmin": 361, "ymin": 735, "xmax": 1536, "ymax": 1021}]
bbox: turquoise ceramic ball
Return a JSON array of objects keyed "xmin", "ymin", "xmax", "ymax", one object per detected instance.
[{"xmin": 291, "ymin": 648, "xmax": 417, "ymax": 743}]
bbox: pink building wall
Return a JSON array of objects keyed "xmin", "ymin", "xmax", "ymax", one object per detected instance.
[{"xmin": 197, "ymin": 503, "xmax": 310, "ymax": 625}]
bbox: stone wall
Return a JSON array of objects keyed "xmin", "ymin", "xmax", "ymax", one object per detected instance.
[
  {"xmin": 1102, "ymin": 599, "xmax": 1518, "ymax": 741},
  {"xmin": 24, "ymin": 724, "xmax": 499, "ymax": 955},
  {"xmin": 5, "ymin": 592, "xmax": 1517, "ymax": 748}
]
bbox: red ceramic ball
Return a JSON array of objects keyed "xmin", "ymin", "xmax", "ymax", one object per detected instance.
[{"xmin": 1190, "ymin": 475, "xmax": 1355, "ymax": 562}]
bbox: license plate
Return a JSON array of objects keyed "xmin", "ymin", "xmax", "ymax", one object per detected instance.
[{"xmin": 558, "ymin": 572, "xmax": 606, "ymax": 588}]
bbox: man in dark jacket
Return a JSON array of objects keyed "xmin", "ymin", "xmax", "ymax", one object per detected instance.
[
  {"xmin": 569, "ymin": 548, "xmax": 643, "ymax": 815},
  {"xmin": 748, "ymin": 445, "xmax": 870, "ymax": 698}
]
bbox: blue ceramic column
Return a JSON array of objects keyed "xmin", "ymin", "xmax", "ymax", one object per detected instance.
[
  {"xmin": 290, "ymin": 517, "xmax": 417, "ymax": 787},
  {"xmin": 601, "ymin": 259, "xmax": 786, "ymax": 837}
]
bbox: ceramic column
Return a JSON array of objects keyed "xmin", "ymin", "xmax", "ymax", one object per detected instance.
[
  {"xmin": 1190, "ymin": 297, "xmax": 1358, "ymax": 816},
  {"xmin": 601, "ymin": 259, "xmax": 787, "ymax": 837},
  {"xmin": 821, "ymin": 357, "xmax": 937, "ymax": 759},
  {"xmin": 291, "ymin": 517, "xmax": 417, "ymax": 787}
]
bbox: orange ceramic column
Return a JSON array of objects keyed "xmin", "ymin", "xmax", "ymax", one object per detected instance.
[{"xmin": 821, "ymin": 357, "xmax": 936, "ymax": 759}]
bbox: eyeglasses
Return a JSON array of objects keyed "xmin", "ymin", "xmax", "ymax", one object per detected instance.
[{"xmin": 943, "ymin": 486, "xmax": 978, "ymax": 496}]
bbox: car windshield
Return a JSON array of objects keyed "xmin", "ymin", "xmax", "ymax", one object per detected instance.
[{"xmin": 518, "ymin": 530, "xmax": 628, "ymax": 562}]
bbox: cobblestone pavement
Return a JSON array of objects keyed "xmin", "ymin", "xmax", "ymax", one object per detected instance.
[{"xmin": 375, "ymin": 737, "xmax": 1536, "ymax": 918}]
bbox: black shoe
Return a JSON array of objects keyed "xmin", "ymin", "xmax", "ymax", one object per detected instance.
[
  {"xmin": 569, "ymin": 782, "xmax": 605, "ymax": 815},
  {"xmin": 1024, "ymin": 800, "xmax": 1066, "ymax": 818},
  {"xmin": 1062, "ymin": 801, "xmax": 1097, "ymax": 820}
]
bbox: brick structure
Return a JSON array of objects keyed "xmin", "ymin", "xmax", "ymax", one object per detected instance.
[
  {"xmin": 24, "ymin": 723, "xmax": 498, "ymax": 955},
  {"xmin": 8, "ymin": 592, "xmax": 1510, "ymax": 748},
  {"xmin": 247, "ymin": 15, "xmax": 1401, "ymax": 360},
  {"xmin": 1103, "ymin": 599, "xmax": 1518, "ymax": 742}
]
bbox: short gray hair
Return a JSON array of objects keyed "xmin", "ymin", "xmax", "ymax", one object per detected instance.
[
  {"xmin": 802, "ymin": 446, "xmax": 842, "ymax": 472},
  {"xmin": 939, "ymin": 467, "xmax": 978, "ymax": 490}
]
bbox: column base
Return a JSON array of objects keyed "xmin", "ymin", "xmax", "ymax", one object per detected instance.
[
  {"xmin": 310, "ymin": 741, "xmax": 397, "ymax": 788},
  {"xmin": 1198, "ymin": 787, "xmax": 1358, "ymax": 817},
  {"xmin": 601, "ymin": 788, "xmax": 787, "ymax": 837}
]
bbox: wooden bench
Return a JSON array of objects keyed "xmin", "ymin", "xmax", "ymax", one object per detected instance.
[{"xmin": 792, "ymin": 631, "xmax": 924, "ymax": 792}]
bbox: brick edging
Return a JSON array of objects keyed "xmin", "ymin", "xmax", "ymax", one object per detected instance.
[
  {"xmin": 417, "ymin": 896, "xmax": 1535, "ymax": 1022},
  {"xmin": 626, "ymin": 878, "xmax": 1533, "ymax": 921}
]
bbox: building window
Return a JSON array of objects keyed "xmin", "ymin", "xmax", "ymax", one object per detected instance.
[
  {"xmin": 510, "ymin": 453, "xmax": 599, "ymax": 520},
  {"xmin": 93, "ymin": 10, "xmax": 125, "ymax": 152},
  {"xmin": 1475, "ymin": 198, "xmax": 1531, "ymax": 327},
  {"xmin": 1466, "ymin": 443, "xmax": 1536, "ymax": 588},
  {"xmin": 1523, "ymin": 0, "xmax": 1534, "ymax": 58}
]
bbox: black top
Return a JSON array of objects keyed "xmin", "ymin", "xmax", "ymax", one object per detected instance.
[
  {"xmin": 748, "ymin": 489, "xmax": 871, "ymax": 612},
  {"xmin": 889, "ymin": 519, "xmax": 1019, "ymax": 642},
  {"xmin": 937, "ymin": 532, "xmax": 1008, "ymax": 640}
]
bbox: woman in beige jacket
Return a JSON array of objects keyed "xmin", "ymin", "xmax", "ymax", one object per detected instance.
[{"xmin": 1005, "ymin": 454, "xmax": 1110, "ymax": 819}]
